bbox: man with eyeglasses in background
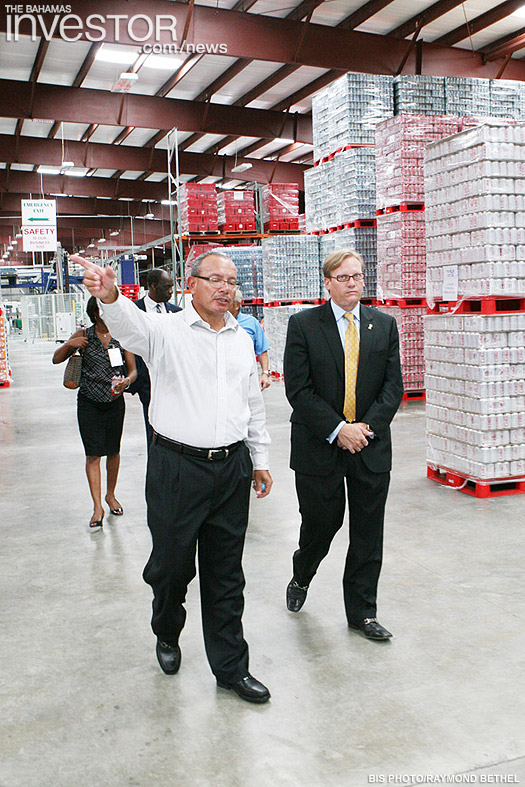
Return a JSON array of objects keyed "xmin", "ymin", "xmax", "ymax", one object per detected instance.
[
  {"xmin": 283, "ymin": 249, "xmax": 403, "ymax": 641},
  {"xmin": 71, "ymin": 250, "xmax": 273, "ymax": 704}
]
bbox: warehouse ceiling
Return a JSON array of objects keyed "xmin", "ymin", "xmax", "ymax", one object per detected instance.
[{"xmin": 3, "ymin": 0, "xmax": 525, "ymax": 261}]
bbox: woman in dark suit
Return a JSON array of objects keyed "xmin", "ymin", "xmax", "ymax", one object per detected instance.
[{"xmin": 53, "ymin": 297, "xmax": 137, "ymax": 531}]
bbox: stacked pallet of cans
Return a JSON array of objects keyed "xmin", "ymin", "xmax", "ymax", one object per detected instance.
[
  {"xmin": 304, "ymin": 148, "xmax": 376, "ymax": 233},
  {"xmin": 375, "ymin": 115, "xmax": 463, "ymax": 395},
  {"xmin": 424, "ymin": 123, "xmax": 525, "ymax": 301},
  {"xmin": 262, "ymin": 184, "xmax": 300, "ymax": 232},
  {"xmin": 312, "ymin": 73, "xmax": 393, "ymax": 160},
  {"xmin": 179, "ymin": 184, "xmax": 218, "ymax": 234},
  {"xmin": 424, "ymin": 122, "xmax": 525, "ymax": 497},
  {"xmin": 261, "ymin": 235, "xmax": 320, "ymax": 303},
  {"xmin": 217, "ymin": 190, "xmax": 256, "ymax": 232}
]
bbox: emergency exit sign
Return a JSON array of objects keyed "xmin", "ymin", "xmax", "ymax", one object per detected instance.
[{"xmin": 21, "ymin": 199, "xmax": 57, "ymax": 252}]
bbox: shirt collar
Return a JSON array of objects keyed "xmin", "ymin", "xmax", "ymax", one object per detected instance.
[
  {"xmin": 144, "ymin": 294, "xmax": 163, "ymax": 311},
  {"xmin": 185, "ymin": 300, "xmax": 238, "ymax": 331},
  {"xmin": 330, "ymin": 299, "xmax": 360, "ymax": 323}
]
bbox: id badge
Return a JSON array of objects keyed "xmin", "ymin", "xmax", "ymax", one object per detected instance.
[{"xmin": 108, "ymin": 347, "xmax": 124, "ymax": 367}]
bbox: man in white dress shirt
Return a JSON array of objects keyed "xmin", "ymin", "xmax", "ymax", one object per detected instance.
[{"xmin": 72, "ymin": 251, "xmax": 273, "ymax": 704}]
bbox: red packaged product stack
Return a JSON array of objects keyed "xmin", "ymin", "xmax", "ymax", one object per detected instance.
[
  {"xmin": 180, "ymin": 184, "xmax": 219, "ymax": 234},
  {"xmin": 262, "ymin": 184, "xmax": 300, "ymax": 232},
  {"xmin": 217, "ymin": 190, "xmax": 256, "ymax": 232}
]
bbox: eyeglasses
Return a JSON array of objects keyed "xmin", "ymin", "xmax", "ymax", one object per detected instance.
[
  {"xmin": 192, "ymin": 275, "xmax": 239, "ymax": 288},
  {"xmin": 327, "ymin": 273, "xmax": 365, "ymax": 283}
]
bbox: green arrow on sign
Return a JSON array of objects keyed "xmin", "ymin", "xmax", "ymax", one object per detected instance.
[{"xmin": 28, "ymin": 216, "xmax": 50, "ymax": 221}]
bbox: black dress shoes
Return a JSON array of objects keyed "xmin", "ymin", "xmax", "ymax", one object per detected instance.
[
  {"xmin": 286, "ymin": 578, "xmax": 308, "ymax": 612},
  {"xmin": 217, "ymin": 673, "xmax": 271, "ymax": 704},
  {"xmin": 156, "ymin": 639, "xmax": 182, "ymax": 674},
  {"xmin": 348, "ymin": 618, "xmax": 392, "ymax": 640}
]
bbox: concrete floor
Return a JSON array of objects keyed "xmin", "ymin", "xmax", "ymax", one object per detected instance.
[{"xmin": 1, "ymin": 335, "xmax": 524, "ymax": 787}]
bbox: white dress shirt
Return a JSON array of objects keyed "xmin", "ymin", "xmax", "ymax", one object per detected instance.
[
  {"xmin": 327, "ymin": 300, "xmax": 361, "ymax": 443},
  {"xmin": 143, "ymin": 294, "xmax": 167, "ymax": 313},
  {"xmin": 99, "ymin": 292, "xmax": 270, "ymax": 469}
]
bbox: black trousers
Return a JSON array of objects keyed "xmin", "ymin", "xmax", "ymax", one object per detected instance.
[
  {"xmin": 293, "ymin": 451, "xmax": 390, "ymax": 622},
  {"xmin": 143, "ymin": 439, "xmax": 253, "ymax": 683}
]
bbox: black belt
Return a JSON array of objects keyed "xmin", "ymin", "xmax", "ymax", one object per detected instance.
[{"xmin": 152, "ymin": 432, "xmax": 242, "ymax": 461}]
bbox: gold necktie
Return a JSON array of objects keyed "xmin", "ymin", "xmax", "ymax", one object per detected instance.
[{"xmin": 343, "ymin": 313, "xmax": 359, "ymax": 422}]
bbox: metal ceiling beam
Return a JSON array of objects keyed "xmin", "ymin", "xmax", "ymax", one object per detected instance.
[
  {"xmin": 0, "ymin": 171, "xmax": 169, "ymax": 201},
  {"xmin": 0, "ymin": 135, "xmax": 306, "ymax": 186},
  {"xmin": 179, "ymin": 1, "xmax": 325, "ymax": 154},
  {"xmin": 156, "ymin": 53, "xmax": 204, "ymax": 97},
  {"xmin": 0, "ymin": 0, "xmax": 396, "ymax": 71},
  {"xmin": 29, "ymin": 38, "xmax": 50, "ymax": 83},
  {"xmin": 0, "ymin": 79, "xmax": 313, "ymax": 144},
  {"xmin": 0, "ymin": 194, "xmax": 169, "ymax": 217},
  {"xmin": 338, "ymin": 0, "xmax": 397, "ymax": 30},
  {"xmin": 390, "ymin": 0, "xmax": 465, "ymax": 39},
  {"xmin": 435, "ymin": 0, "xmax": 525, "ymax": 47},
  {"xmin": 481, "ymin": 26, "xmax": 525, "ymax": 60}
]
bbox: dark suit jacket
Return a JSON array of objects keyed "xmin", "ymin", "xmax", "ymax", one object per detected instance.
[
  {"xmin": 128, "ymin": 297, "xmax": 181, "ymax": 399},
  {"xmin": 283, "ymin": 300, "xmax": 404, "ymax": 476}
]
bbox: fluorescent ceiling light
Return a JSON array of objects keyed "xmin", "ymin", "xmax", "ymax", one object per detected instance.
[
  {"xmin": 161, "ymin": 199, "xmax": 177, "ymax": 205},
  {"xmin": 15, "ymin": 232, "xmax": 22, "ymax": 238},
  {"xmin": 109, "ymin": 230, "xmax": 120, "ymax": 236},
  {"xmin": 112, "ymin": 72, "xmax": 139, "ymax": 93},
  {"xmin": 275, "ymin": 137, "xmax": 295, "ymax": 144},
  {"xmin": 37, "ymin": 165, "xmax": 61, "ymax": 175},
  {"xmin": 78, "ymin": 249, "xmax": 85, "ymax": 254},
  {"xmin": 143, "ymin": 54, "xmax": 186, "ymax": 70},
  {"xmin": 144, "ymin": 212, "xmax": 155, "ymax": 220},
  {"xmin": 12, "ymin": 240, "xmax": 17, "ymax": 245},
  {"xmin": 98, "ymin": 236, "xmax": 106, "ymax": 243},
  {"xmin": 61, "ymin": 161, "xmax": 75, "ymax": 169},
  {"xmin": 65, "ymin": 169, "xmax": 88, "ymax": 178},
  {"xmin": 95, "ymin": 47, "xmax": 137, "ymax": 65},
  {"xmin": 231, "ymin": 162, "xmax": 253, "ymax": 173},
  {"xmin": 511, "ymin": 4, "xmax": 525, "ymax": 17},
  {"xmin": 87, "ymin": 242, "xmax": 96, "ymax": 248}
]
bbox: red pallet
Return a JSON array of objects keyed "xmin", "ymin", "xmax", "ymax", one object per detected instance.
[
  {"xmin": 428, "ymin": 296, "xmax": 525, "ymax": 315},
  {"xmin": 427, "ymin": 465, "xmax": 525, "ymax": 499},
  {"xmin": 402, "ymin": 390, "xmax": 426, "ymax": 402},
  {"xmin": 377, "ymin": 202, "xmax": 425, "ymax": 215},
  {"xmin": 0, "ymin": 379, "xmax": 11, "ymax": 388},
  {"xmin": 383, "ymin": 297, "xmax": 427, "ymax": 308},
  {"xmin": 348, "ymin": 218, "xmax": 377, "ymax": 228},
  {"xmin": 243, "ymin": 298, "xmax": 263, "ymax": 305}
]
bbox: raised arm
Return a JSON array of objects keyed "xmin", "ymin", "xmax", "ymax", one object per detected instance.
[{"xmin": 71, "ymin": 254, "xmax": 159, "ymax": 361}]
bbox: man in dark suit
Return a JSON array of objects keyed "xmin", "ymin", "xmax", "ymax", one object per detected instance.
[
  {"xmin": 283, "ymin": 249, "xmax": 404, "ymax": 640},
  {"xmin": 128, "ymin": 269, "xmax": 181, "ymax": 445}
]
